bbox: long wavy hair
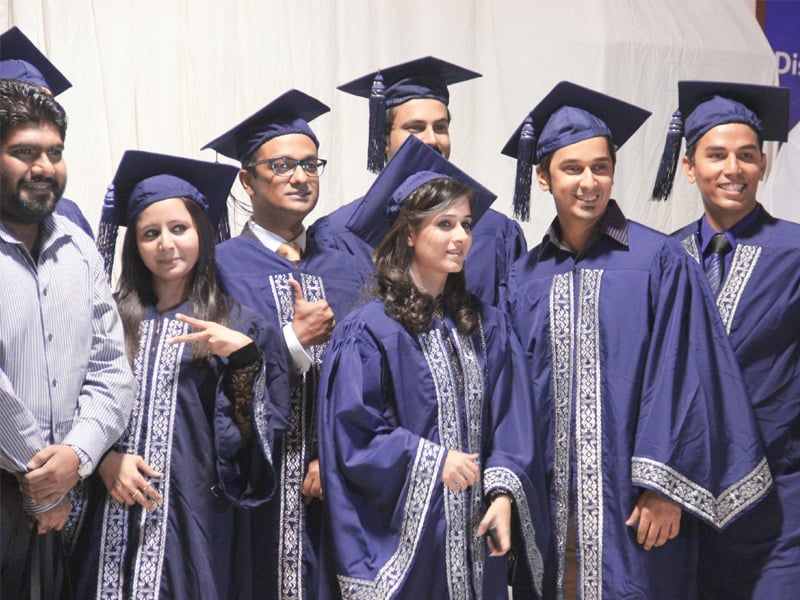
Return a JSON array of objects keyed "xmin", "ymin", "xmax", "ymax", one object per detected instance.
[
  {"xmin": 373, "ymin": 177, "xmax": 480, "ymax": 336},
  {"xmin": 115, "ymin": 197, "xmax": 231, "ymax": 363}
]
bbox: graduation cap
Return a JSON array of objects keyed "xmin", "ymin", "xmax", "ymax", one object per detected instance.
[
  {"xmin": 346, "ymin": 135, "xmax": 496, "ymax": 248},
  {"xmin": 651, "ymin": 81, "xmax": 790, "ymax": 201},
  {"xmin": 96, "ymin": 151, "xmax": 239, "ymax": 281},
  {"xmin": 202, "ymin": 89, "xmax": 329, "ymax": 164},
  {"xmin": 0, "ymin": 26, "xmax": 72, "ymax": 96},
  {"xmin": 338, "ymin": 56, "xmax": 481, "ymax": 173},
  {"xmin": 501, "ymin": 81, "xmax": 650, "ymax": 221}
]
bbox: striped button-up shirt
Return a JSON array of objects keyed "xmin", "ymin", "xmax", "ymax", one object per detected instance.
[{"xmin": 0, "ymin": 214, "xmax": 135, "ymax": 477}]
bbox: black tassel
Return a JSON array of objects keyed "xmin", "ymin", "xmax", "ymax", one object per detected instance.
[
  {"xmin": 368, "ymin": 72, "xmax": 386, "ymax": 173},
  {"xmin": 651, "ymin": 109, "xmax": 684, "ymax": 201},
  {"xmin": 96, "ymin": 184, "xmax": 119, "ymax": 285},
  {"xmin": 513, "ymin": 117, "xmax": 535, "ymax": 222}
]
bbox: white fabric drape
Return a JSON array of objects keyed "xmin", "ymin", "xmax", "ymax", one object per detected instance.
[{"xmin": 2, "ymin": 0, "xmax": 778, "ymax": 246}]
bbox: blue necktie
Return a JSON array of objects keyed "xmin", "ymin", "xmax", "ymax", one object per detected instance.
[{"xmin": 706, "ymin": 233, "xmax": 732, "ymax": 294}]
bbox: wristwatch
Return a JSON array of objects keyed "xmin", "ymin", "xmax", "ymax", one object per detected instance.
[{"xmin": 70, "ymin": 445, "xmax": 94, "ymax": 480}]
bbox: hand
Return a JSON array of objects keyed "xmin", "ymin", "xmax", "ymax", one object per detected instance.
[
  {"xmin": 476, "ymin": 494, "xmax": 512, "ymax": 556},
  {"xmin": 18, "ymin": 445, "xmax": 80, "ymax": 504},
  {"xmin": 441, "ymin": 451, "xmax": 480, "ymax": 494},
  {"xmin": 98, "ymin": 451, "xmax": 163, "ymax": 510},
  {"xmin": 31, "ymin": 496, "xmax": 71, "ymax": 534},
  {"xmin": 301, "ymin": 459, "xmax": 323, "ymax": 505},
  {"xmin": 625, "ymin": 489, "xmax": 681, "ymax": 550},
  {"xmin": 288, "ymin": 278, "xmax": 335, "ymax": 347},
  {"xmin": 168, "ymin": 313, "xmax": 253, "ymax": 357}
]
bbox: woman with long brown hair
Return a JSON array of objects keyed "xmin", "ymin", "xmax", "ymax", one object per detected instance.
[{"xmin": 317, "ymin": 137, "xmax": 552, "ymax": 599}]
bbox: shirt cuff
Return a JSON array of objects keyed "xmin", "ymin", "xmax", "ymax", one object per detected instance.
[
  {"xmin": 282, "ymin": 323, "xmax": 312, "ymax": 374},
  {"xmin": 23, "ymin": 494, "xmax": 64, "ymax": 515}
]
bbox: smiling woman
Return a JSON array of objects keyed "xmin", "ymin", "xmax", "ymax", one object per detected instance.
[
  {"xmin": 316, "ymin": 136, "xmax": 552, "ymax": 599},
  {"xmin": 69, "ymin": 151, "xmax": 290, "ymax": 600}
]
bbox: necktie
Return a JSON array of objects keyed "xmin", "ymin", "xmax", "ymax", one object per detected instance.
[
  {"xmin": 705, "ymin": 233, "xmax": 732, "ymax": 294},
  {"xmin": 276, "ymin": 241, "xmax": 302, "ymax": 264}
]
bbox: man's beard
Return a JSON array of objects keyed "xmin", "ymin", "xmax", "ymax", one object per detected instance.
[{"xmin": 0, "ymin": 175, "xmax": 65, "ymax": 224}]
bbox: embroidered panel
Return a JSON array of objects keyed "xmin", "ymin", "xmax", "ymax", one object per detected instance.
[
  {"xmin": 484, "ymin": 467, "xmax": 544, "ymax": 597},
  {"xmin": 453, "ymin": 332, "xmax": 488, "ymax": 596},
  {"xmin": 631, "ymin": 455, "xmax": 772, "ymax": 529},
  {"xmin": 337, "ymin": 439, "xmax": 446, "ymax": 600},
  {"xmin": 548, "ymin": 272, "xmax": 574, "ymax": 597},
  {"xmin": 269, "ymin": 272, "xmax": 327, "ymax": 600},
  {"xmin": 130, "ymin": 317, "xmax": 187, "ymax": 599},
  {"xmin": 96, "ymin": 318, "xmax": 187, "ymax": 599},
  {"xmin": 251, "ymin": 363, "xmax": 272, "ymax": 464},
  {"xmin": 419, "ymin": 329, "xmax": 470, "ymax": 599},
  {"xmin": 574, "ymin": 269, "xmax": 604, "ymax": 600},
  {"xmin": 681, "ymin": 235, "xmax": 701, "ymax": 264},
  {"xmin": 96, "ymin": 319, "xmax": 156, "ymax": 599},
  {"xmin": 717, "ymin": 244, "xmax": 761, "ymax": 334}
]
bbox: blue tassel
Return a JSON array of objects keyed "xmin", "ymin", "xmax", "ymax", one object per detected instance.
[
  {"xmin": 651, "ymin": 109, "xmax": 684, "ymax": 201},
  {"xmin": 96, "ymin": 184, "xmax": 119, "ymax": 285},
  {"xmin": 513, "ymin": 117, "xmax": 535, "ymax": 221},
  {"xmin": 368, "ymin": 72, "xmax": 386, "ymax": 173},
  {"xmin": 216, "ymin": 198, "xmax": 231, "ymax": 244}
]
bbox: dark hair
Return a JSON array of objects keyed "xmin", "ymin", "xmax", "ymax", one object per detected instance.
[
  {"xmin": 684, "ymin": 127, "xmax": 764, "ymax": 163},
  {"xmin": 115, "ymin": 197, "xmax": 232, "ymax": 362},
  {"xmin": 538, "ymin": 135, "xmax": 617, "ymax": 176},
  {"xmin": 384, "ymin": 105, "xmax": 453, "ymax": 143},
  {"xmin": 0, "ymin": 79, "xmax": 67, "ymax": 145},
  {"xmin": 373, "ymin": 177, "xmax": 480, "ymax": 336}
]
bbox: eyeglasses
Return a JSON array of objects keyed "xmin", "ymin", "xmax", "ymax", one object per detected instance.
[{"xmin": 247, "ymin": 157, "xmax": 327, "ymax": 177}]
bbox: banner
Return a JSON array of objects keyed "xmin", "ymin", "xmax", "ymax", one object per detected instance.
[{"xmin": 759, "ymin": 0, "xmax": 800, "ymax": 130}]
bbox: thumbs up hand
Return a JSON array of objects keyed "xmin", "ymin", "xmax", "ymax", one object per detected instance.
[{"xmin": 288, "ymin": 278, "xmax": 335, "ymax": 347}]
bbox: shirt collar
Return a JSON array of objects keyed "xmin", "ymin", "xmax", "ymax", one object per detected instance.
[
  {"xmin": 540, "ymin": 199, "xmax": 629, "ymax": 257},
  {"xmin": 247, "ymin": 219, "xmax": 307, "ymax": 254},
  {"xmin": 699, "ymin": 203, "xmax": 761, "ymax": 255}
]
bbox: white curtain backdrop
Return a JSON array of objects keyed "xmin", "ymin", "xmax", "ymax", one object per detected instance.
[{"xmin": 2, "ymin": 0, "xmax": 778, "ymax": 246}]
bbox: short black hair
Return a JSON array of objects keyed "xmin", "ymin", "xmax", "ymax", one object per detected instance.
[{"xmin": 0, "ymin": 79, "xmax": 67, "ymax": 145}]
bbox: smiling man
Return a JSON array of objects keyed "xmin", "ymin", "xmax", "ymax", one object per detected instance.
[
  {"xmin": 661, "ymin": 81, "xmax": 800, "ymax": 599},
  {"xmin": 309, "ymin": 56, "xmax": 527, "ymax": 307},
  {"xmin": 0, "ymin": 78, "xmax": 134, "ymax": 599},
  {"xmin": 203, "ymin": 89, "xmax": 368, "ymax": 600},
  {"xmin": 501, "ymin": 81, "xmax": 772, "ymax": 599}
]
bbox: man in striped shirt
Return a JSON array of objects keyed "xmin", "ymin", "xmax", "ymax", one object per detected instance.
[{"xmin": 0, "ymin": 78, "xmax": 135, "ymax": 598}]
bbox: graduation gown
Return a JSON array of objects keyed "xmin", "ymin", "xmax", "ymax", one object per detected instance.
[
  {"xmin": 317, "ymin": 299, "xmax": 551, "ymax": 600},
  {"xmin": 673, "ymin": 207, "xmax": 800, "ymax": 598},
  {"xmin": 504, "ymin": 211, "xmax": 772, "ymax": 600},
  {"xmin": 72, "ymin": 301, "xmax": 285, "ymax": 600},
  {"xmin": 215, "ymin": 231, "xmax": 368, "ymax": 600},
  {"xmin": 309, "ymin": 205, "xmax": 526, "ymax": 307}
]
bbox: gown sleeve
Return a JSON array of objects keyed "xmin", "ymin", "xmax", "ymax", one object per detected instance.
[
  {"xmin": 317, "ymin": 317, "xmax": 447, "ymax": 584},
  {"xmin": 631, "ymin": 243, "xmax": 772, "ymax": 530},
  {"xmin": 213, "ymin": 307, "xmax": 287, "ymax": 507}
]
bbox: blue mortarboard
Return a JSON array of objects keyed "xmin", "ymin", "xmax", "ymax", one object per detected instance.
[
  {"xmin": 346, "ymin": 135, "xmax": 496, "ymax": 248},
  {"xmin": 652, "ymin": 81, "xmax": 790, "ymax": 201},
  {"xmin": 0, "ymin": 26, "xmax": 72, "ymax": 96},
  {"xmin": 96, "ymin": 151, "xmax": 239, "ymax": 281},
  {"xmin": 338, "ymin": 56, "xmax": 481, "ymax": 173},
  {"xmin": 202, "ymin": 89, "xmax": 329, "ymax": 164},
  {"xmin": 501, "ymin": 81, "xmax": 650, "ymax": 220}
]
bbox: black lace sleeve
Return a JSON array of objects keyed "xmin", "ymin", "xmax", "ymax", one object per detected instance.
[{"xmin": 223, "ymin": 342, "xmax": 262, "ymax": 448}]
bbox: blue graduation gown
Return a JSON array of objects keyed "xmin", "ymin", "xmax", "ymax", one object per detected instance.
[
  {"xmin": 56, "ymin": 196, "xmax": 94, "ymax": 238},
  {"xmin": 215, "ymin": 232, "xmax": 369, "ymax": 599},
  {"xmin": 309, "ymin": 204, "xmax": 527, "ymax": 307},
  {"xmin": 673, "ymin": 207, "xmax": 800, "ymax": 599},
  {"xmin": 504, "ymin": 213, "xmax": 772, "ymax": 600},
  {"xmin": 71, "ymin": 301, "xmax": 285, "ymax": 600},
  {"xmin": 317, "ymin": 299, "xmax": 551, "ymax": 599}
]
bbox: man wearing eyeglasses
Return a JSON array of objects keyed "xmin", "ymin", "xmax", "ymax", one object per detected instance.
[{"xmin": 203, "ymin": 89, "xmax": 368, "ymax": 600}]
